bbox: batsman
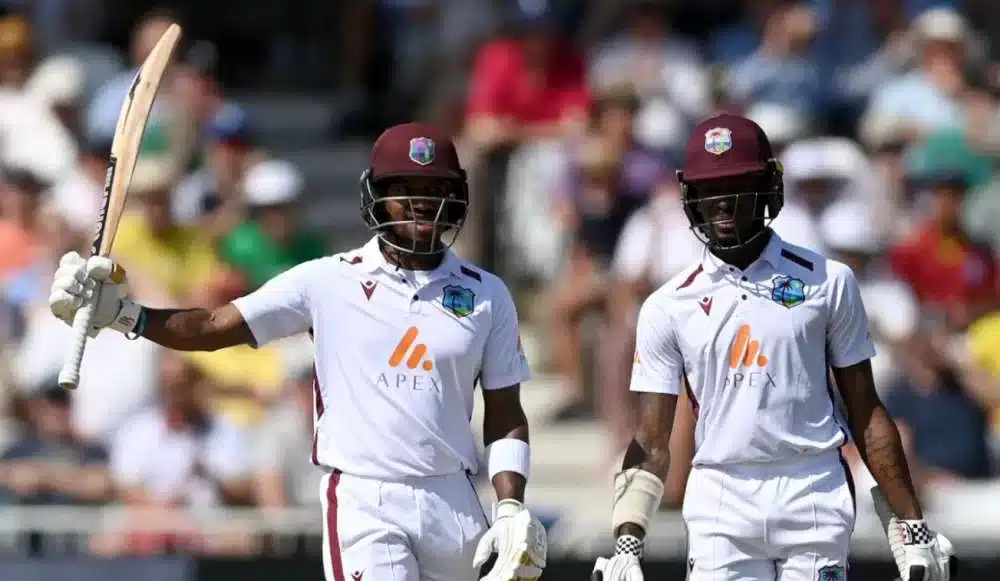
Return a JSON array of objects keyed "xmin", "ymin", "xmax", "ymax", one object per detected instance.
[
  {"xmin": 48, "ymin": 123, "xmax": 546, "ymax": 581},
  {"xmin": 593, "ymin": 114, "xmax": 955, "ymax": 581}
]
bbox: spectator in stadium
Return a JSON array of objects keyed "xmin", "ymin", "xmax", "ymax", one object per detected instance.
[
  {"xmin": 85, "ymin": 8, "xmax": 175, "ymax": 145},
  {"xmin": 23, "ymin": 54, "xmax": 86, "ymax": 140},
  {"xmin": 218, "ymin": 159, "xmax": 327, "ymax": 292},
  {"xmin": 44, "ymin": 137, "xmax": 110, "ymax": 246},
  {"xmin": 818, "ymin": 197, "xmax": 919, "ymax": 392},
  {"xmin": 882, "ymin": 335, "xmax": 993, "ymax": 486},
  {"xmin": 166, "ymin": 40, "xmax": 224, "ymax": 176},
  {"xmin": 774, "ymin": 136, "xmax": 866, "ymax": 253},
  {"xmin": 461, "ymin": 3, "xmax": 591, "ymax": 264},
  {"xmin": 111, "ymin": 155, "xmax": 221, "ymax": 307},
  {"xmin": 254, "ymin": 368, "xmax": 323, "ymax": 508},
  {"xmin": 0, "ymin": 166, "xmax": 48, "ymax": 285},
  {"xmin": 725, "ymin": 2, "xmax": 823, "ymax": 121},
  {"xmin": 172, "ymin": 103, "xmax": 263, "ymax": 243},
  {"xmin": 463, "ymin": 5, "xmax": 590, "ymax": 152},
  {"xmin": 547, "ymin": 134, "xmax": 631, "ymax": 422},
  {"xmin": 587, "ymin": 0, "xmax": 709, "ymax": 124},
  {"xmin": 955, "ymin": 311, "xmax": 1000, "ymax": 467},
  {"xmin": 859, "ymin": 7, "xmax": 977, "ymax": 150},
  {"xmin": 811, "ymin": 0, "xmax": 914, "ymax": 128},
  {"xmin": 102, "ymin": 351, "xmax": 254, "ymax": 555},
  {"xmin": 0, "ymin": 382, "xmax": 111, "ymax": 505},
  {"xmin": 889, "ymin": 168, "xmax": 999, "ymax": 331}
]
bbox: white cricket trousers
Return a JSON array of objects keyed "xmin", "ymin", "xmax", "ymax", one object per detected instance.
[
  {"xmin": 683, "ymin": 449, "xmax": 855, "ymax": 581},
  {"xmin": 320, "ymin": 470, "xmax": 489, "ymax": 581}
]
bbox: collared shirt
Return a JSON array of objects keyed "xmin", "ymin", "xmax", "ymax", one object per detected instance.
[
  {"xmin": 630, "ymin": 232, "xmax": 875, "ymax": 466},
  {"xmin": 231, "ymin": 237, "xmax": 531, "ymax": 479}
]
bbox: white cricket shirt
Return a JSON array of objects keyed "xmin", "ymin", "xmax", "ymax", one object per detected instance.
[
  {"xmin": 630, "ymin": 232, "xmax": 875, "ymax": 466},
  {"xmin": 232, "ymin": 237, "xmax": 531, "ymax": 479}
]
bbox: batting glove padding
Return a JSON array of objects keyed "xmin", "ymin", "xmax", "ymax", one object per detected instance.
[
  {"xmin": 473, "ymin": 499, "xmax": 547, "ymax": 581},
  {"xmin": 896, "ymin": 520, "xmax": 956, "ymax": 581},
  {"xmin": 591, "ymin": 535, "xmax": 645, "ymax": 581},
  {"xmin": 49, "ymin": 252, "xmax": 140, "ymax": 336}
]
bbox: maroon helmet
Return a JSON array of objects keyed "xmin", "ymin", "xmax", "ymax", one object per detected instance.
[
  {"xmin": 360, "ymin": 122, "xmax": 469, "ymax": 255},
  {"xmin": 676, "ymin": 114, "xmax": 784, "ymax": 250}
]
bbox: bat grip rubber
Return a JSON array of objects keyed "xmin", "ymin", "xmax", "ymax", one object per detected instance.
[{"xmin": 58, "ymin": 300, "xmax": 96, "ymax": 389}]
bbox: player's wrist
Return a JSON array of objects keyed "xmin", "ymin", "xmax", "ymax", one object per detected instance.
[
  {"xmin": 898, "ymin": 519, "xmax": 934, "ymax": 545},
  {"xmin": 494, "ymin": 498, "xmax": 524, "ymax": 520},
  {"xmin": 613, "ymin": 534, "xmax": 644, "ymax": 559},
  {"xmin": 108, "ymin": 298, "xmax": 142, "ymax": 335}
]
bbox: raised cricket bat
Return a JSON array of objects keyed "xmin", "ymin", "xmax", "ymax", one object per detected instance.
[{"xmin": 57, "ymin": 23, "xmax": 182, "ymax": 390}]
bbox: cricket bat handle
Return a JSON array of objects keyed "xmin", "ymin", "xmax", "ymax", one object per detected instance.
[
  {"xmin": 58, "ymin": 299, "xmax": 97, "ymax": 390},
  {"xmin": 870, "ymin": 486, "xmax": 908, "ymax": 581}
]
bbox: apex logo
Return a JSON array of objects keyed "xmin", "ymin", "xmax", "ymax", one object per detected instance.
[
  {"xmin": 699, "ymin": 296, "xmax": 713, "ymax": 315},
  {"xmin": 351, "ymin": 571, "xmax": 364, "ymax": 581},
  {"xmin": 389, "ymin": 327, "xmax": 434, "ymax": 371},
  {"xmin": 729, "ymin": 324, "xmax": 768, "ymax": 369}
]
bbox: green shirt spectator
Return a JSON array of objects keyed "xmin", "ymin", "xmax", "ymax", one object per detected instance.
[{"xmin": 219, "ymin": 159, "xmax": 327, "ymax": 289}]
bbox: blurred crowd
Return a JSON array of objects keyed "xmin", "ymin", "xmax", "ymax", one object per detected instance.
[{"xmin": 0, "ymin": 0, "xmax": 998, "ymax": 557}]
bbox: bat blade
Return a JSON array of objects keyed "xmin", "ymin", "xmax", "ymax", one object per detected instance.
[{"xmin": 57, "ymin": 23, "xmax": 182, "ymax": 390}]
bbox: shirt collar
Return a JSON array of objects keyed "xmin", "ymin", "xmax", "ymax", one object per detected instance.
[
  {"xmin": 356, "ymin": 236, "xmax": 460, "ymax": 282},
  {"xmin": 700, "ymin": 230, "xmax": 786, "ymax": 276}
]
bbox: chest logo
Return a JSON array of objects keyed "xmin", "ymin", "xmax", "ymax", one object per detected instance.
[
  {"xmin": 699, "ymin": 296, "xmax": 713, "ymax": 315},
  {"xmin": 442, "ymin": 285, "xmax": 475, "ymax": 317},
  {"xmin": 361, "ymin": 280, "xmax": 377, "ymax": 300},
  {"xmin": 729, "ymin": 324, "xmax": 768, "ymax": 369},
  {"xmin": 771, "ymin": 275, "xmax": 805, "ymax": 308},
  {"xmin": 389, "ymin": 326, "xmax": 434, "ymax": 371}
]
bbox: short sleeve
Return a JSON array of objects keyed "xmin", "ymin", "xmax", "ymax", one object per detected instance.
[
  {"xmin": 479, "ymin": 284, "xmax": 532, "ymax": 390},
  {"xmin": 612, "ymin": 210, "xmax": 653, "ymax": 281},
  {"xmin": 629, "ymin": 296, "xmax": 684, "ymax": 395},
  {"xmin": 827, "ymin": 264, "xmax": 877, "ymax": 368},
  {"xmin": 231, "ymin": 260, "xmax": 317, "ymax": 347}
]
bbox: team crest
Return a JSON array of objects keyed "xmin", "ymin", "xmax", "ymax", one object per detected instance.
[
  {"xmin": 818, "ymin": 564, "xmax": 845, "ymax": 581},
  {"xmin": 771, "ymin": 275, "xmax": 806, "ymax": 308},
  {"xmin": 442, "ymin": 285, "xmax": 475, "ymax": 317},
  {"xmin": 409, "ymin": 137, "xmax": 435, "ymax": 166},
  {"xmin": 704, "ymin": 127, "xmax": 732, "ymax": 155}
]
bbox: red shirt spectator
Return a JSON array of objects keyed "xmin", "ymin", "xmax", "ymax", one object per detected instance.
[
  {"xmin": 466, "ymin": 37, "xmax": 590, "ymax": 130},
  {"xmin": 889, "ymin": 227, "xmax": 998, "ymax": 320}
]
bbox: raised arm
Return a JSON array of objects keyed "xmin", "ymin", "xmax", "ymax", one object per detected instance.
[
  {"xmin": 49, "ymin": 252, "xmax": 315, "ymax": 354},
  {"xmin": 139, "ymin": 304, "xmax": 254, "ymax": 352},
  {"xmin": 824, "ymin": 264, "xmax": 921, "ymax": 519}
]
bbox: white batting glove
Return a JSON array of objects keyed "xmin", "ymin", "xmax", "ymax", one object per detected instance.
[
  {"xmin": 473, "ymin": 499, "xmax": 547, "ymax": 581},
  {"xmin": 48, "ymin": 251, "xmax": 141, "ymax": 337},
  {"xmin": 897, "ymin": 520, "xmax": 956, "ymax": 581},
  {"xmin": 592, "ymin": 535, "xmax": 644, "ymax": 581}
]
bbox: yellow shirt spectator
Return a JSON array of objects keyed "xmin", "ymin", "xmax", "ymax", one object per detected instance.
[
  {"xmin": 109, "ymin": 156, "xmax": 219, "ymax": 303},
  {"xmin": 183, "ymin": 344, "xmax": 286, "ymax": 427},
  {"xmin": 113, "ymin": 212, "xmax": 219, "ymax": 301},
  {"xmin": 965, "ymin": 312, "xmax": 1000, "ymax": 430}
]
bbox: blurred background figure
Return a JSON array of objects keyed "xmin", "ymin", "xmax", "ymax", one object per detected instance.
[
  {"xmin": 218, "ymin": 158, "xmax": 327, "ymax": 292},
  {"xmin": 0, "ymin": 381, "xmax": 111, "ymax": 506}
]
